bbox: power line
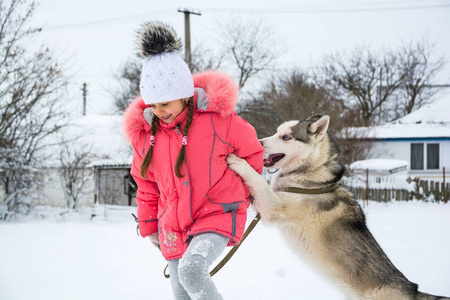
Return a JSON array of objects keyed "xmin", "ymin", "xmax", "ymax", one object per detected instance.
[
  {"xmin": 41, "ymin": 8, "xmax": 174, "ymax": 31},
  {"xmin": 281, "ymin": 0, "xmax": 446, "ymax": 8},
  {"xmin": 40, "ymin": 2, "xmax": 449, "ymax": 31},
  {"xmin": 202, "ymin": 3, "xmax": 450, "ymax": 14}
]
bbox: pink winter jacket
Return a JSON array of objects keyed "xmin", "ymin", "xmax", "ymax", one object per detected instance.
[{"xmin": 123, "ymin": 71, "xmax": 264, "ymax": 260}]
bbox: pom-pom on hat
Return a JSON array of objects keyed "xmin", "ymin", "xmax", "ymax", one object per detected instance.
[{"xmin": 137, "ymin": 21, "xmax": 194, "ymax": 105}]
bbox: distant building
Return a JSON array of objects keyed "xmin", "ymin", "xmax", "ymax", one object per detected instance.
[
  {"xmin": 348, "ymin": 92, "xmax": 450, "ymax": 181},
  {"xmin": 41, "ymin": 114, "xmax": 134, "ymax": 208}
]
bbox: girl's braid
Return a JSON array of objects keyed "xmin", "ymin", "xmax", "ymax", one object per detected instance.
[
  {"xmin": 174, "ymin": 97, "xmax": 194, "ymax": 178},
  {"xmin": 139, "ymin": 114, "xmax": 160, "ymax": 178}
]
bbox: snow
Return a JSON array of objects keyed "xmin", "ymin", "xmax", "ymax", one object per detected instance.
[
  {"xmin": 397, "ymin": 91, "xmax": 450, "ymax": 125},
  {"xmin": 350, "ymin": 159, "xmax": 409, "ymax": 173},
  {"xmin": 343, "ymin": 174, "xmax": 415, "ymax": 191},
  {"xmin": 1, "ymin": 202, "xmax": 449, "ymax": 300},
  {"xmin": 345, "ymin": 92, "xmax": 450, "ymax": 139},
  {"xmin": 360, "ymin": 123, "xmax": 450, "ymax": 139},
  {"xmin": 189, "ymin": 239, "xmax": 214, "ymax": 259}
]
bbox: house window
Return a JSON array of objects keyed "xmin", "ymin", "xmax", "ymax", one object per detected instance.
[
  {"xmin": 411, "ymin": 143, "xmax": 424, "ymax": 170},
  {"xmin": 427, "ymin": 144, "xmax": 439, "ymax": 169},
  {"xmin": 411, "ymin": 143, "xmax": 440, "ymax": 170}
]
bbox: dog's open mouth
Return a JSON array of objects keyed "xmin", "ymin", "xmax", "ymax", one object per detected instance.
[{"xmin": 263, "ymin": 153, "xmax": 285, "ymax": 167}]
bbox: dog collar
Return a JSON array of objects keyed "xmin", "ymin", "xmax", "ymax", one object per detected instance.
[{"xmin": 281, "ymin": 183, "xmax": 339, "ymax": 194}]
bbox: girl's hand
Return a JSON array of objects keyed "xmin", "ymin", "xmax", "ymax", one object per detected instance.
[{"xmin": 148, "ymin": 232, "xmax": 160, "ymax": 248}]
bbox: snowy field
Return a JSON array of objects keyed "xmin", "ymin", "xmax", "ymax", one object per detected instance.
[{"xmin": 1, "ymin": 201, "xmax": 449, "ymax": 300}]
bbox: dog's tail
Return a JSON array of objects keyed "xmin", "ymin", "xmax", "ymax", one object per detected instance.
[{"xmin": 415, "ymin": 291, "xmax": 450, "ymax": 300}]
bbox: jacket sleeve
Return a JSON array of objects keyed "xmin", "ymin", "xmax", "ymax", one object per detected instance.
[
  {"xmin": 227, "ymin": 115, "xmax": 264, "ymax": 198},
  {"xmin": 130, "ymin": 140, "xmax": 160, "ymax": 238}
]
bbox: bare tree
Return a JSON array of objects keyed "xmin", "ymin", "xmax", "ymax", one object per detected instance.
[
  {"xmin": 58, "ymin": 142, "xmax": 96, "ymax": 211},
  {"xmin": 109, "ymin": 58, "xmax": 141, "ymax": 113},
  {"xmin": 0, "ymin": 0, "xmax": 70, "ymax": 218},
  {"xmin": 240, "ymin": 70, "xmax": 344, "ymax": 137},
  {"xmin": 318, "ymin": 42, "xmax": 446, "ymax": 126},
  {"xmin": 240, "ymin": 70, "xmax": 373, "ymax": 166},
  {"xmin": 395, "ymin": 40, "xmax": 445, "ymax": 117},
  {"xmin": 319, "ymin": 46, "xmax": 407, "ymax": 126},
  {"xmin": 190, "ymin": 42, "xmax": 223, "ymax": 73},
  {"xmin": 218, "ymin": 16, "xmax": 282, "ymax": 89},
  {"xmin": 335, "ymin": 124, "xmax": 374, "ymax": 167}
]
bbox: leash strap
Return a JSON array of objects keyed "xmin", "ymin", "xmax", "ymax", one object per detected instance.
[
  {"xmin": 163, "ymin": 213, "xmax": 261, "ymax": 279},
  {"xmin": 281, "ymin": 183, "xmax": 339, "ymax": 194},
  {"xmin": 209, "ymin": 213, "xmax": 260, "ymax": 277},
  {"xmin": 163, "ymin": 264, "xmax": 170, "ymax": 278}
]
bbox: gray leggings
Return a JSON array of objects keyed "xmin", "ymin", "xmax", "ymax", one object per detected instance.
[{"xmin": 167, "ymin": 233, "xmax": 229, "ymax": 300}]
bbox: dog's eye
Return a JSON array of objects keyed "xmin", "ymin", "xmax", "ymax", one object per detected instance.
[{"xmin": 282, "ymin": 135, "xmax": 291, "ymax": 141}]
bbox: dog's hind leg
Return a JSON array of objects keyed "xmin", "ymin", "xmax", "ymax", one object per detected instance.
[{"xmin": 226, "ymin": 154, "xmax": 284, "ymax": 222}]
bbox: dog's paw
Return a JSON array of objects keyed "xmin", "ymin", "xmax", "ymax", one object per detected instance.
[
  {"xmin": 226, "ymin": 153, "xmax": 249, "ymax": 176},
  {"xmin": 226, "ymin": 153, "xmax": 242, "ymax": 164}
]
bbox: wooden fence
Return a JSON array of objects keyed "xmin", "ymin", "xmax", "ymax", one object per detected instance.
[{"xmin": 346, "ymin": 180, "xmax": 449, "ymax": 203}]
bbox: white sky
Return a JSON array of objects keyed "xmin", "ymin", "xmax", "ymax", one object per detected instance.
[{"xmin": 27, "ymin": 0, "xmax": 450, "ymax": 115}]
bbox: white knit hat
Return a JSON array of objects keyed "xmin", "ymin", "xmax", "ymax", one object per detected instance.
[
  {"xmin": 140, "ymin": 52, "xmax": 194, "ymax": 104},
  {"xmin": 137, "ymin": 21, "xmax": 194, "ymax": 105}
]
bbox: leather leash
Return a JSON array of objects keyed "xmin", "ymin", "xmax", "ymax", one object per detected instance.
[{"xmin": 162, "ymin": 213, "xmax": 261, "ymax": 278}]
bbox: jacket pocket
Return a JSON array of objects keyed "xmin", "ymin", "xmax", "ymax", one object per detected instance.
[{"xmin": 220, "ymin": 202, "xmax": 240, "ymax": 237}]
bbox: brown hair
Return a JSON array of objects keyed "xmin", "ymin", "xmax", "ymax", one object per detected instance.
[{"xmin": 139, "ymin": 98, "xmax": 195, "ymax": 178}]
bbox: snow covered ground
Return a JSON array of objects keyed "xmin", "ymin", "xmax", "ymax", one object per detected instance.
[{"xmin": 1, "ymin": 201, "xmax": 449, "ymax": 300}]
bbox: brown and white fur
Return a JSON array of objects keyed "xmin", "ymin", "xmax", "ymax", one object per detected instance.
[{"xmin": 226, "ymin": 115, "xmax": 449, "ymax": 300}]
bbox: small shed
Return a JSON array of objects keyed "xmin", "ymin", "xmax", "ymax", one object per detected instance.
[
  {"xmin": 344, "ymin": 159, "xmax": 413, "ymax": 194},
  {"xmin": 94, "ymin": 164, "xmax": 136, "ymax": 207},
  {"xmin": 350, "ymin": 159, "xmax": 409, "ymax": 176}
]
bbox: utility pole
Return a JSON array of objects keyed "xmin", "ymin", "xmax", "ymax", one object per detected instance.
[
  {"xmin": 177, "ymin": 8, "xmax": 201, "ymax": 70},
  {"xmin": 81, "ymin": 83, "xmax": 87, "ymax": 116}
]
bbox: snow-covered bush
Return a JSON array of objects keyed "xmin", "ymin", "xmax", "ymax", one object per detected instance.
[{"xmin": 0, "ymin": 148, "xmax": 43, "ymax": 220}]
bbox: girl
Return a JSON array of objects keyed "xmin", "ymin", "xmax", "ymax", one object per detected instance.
[{"xmin": 123, "ymin": 22, "xmax": 263, "ymax": 300}]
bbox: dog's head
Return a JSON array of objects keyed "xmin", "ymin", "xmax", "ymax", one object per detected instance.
[{"xmin": 260, "ymin": 115, "xmax": 331, "ymax": 170}]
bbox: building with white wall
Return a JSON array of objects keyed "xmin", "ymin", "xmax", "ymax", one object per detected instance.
[{"xmin": 350, "ymin": 92, "xmax": 450, "ymax": 181}]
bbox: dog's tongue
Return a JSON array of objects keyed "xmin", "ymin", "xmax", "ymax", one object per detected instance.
[{"xmin": 263, "ymin": 153, "xmax": 285, "ymax": 167}]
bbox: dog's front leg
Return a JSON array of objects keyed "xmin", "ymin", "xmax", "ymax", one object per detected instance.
[{"xmin": 226, "ymin": 154, "xmax": 284, "ymax": 223}]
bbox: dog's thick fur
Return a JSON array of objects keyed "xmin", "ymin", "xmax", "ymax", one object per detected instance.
[{"xmin": 227, "ymin": 115, "xmax": 449, "ymax": 300}]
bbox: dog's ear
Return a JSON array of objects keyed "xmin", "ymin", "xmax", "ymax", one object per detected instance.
[
  {"xmin": 309, "ymin": 115, "xmax": 330, "ymax": 139},
  {"xmin": 306, "ymin": 114, "xmax": 322, "ymax": 122}
]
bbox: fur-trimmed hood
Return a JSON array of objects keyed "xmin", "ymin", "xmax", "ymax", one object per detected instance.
[{"xmin": 123, "ymin": 70, "xmax": 239, "ymax": 143}]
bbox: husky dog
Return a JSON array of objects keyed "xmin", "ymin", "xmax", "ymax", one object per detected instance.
[{"xmin": 226, "ymin": 115, "xmax": 449, "ymax": 300}]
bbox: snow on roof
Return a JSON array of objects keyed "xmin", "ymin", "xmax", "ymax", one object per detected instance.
[
  {"xmin": 350, "ymin": 159, "xmax": 409, "ymax": 173},
  {"xmin": 345, "ymin": 91, "xmax": 450, "ymax": 139},
  {"xmin": 352, "ymin": 123, "xmax": 450, "ymax": 139},
  {"xmin": 395, "ymin": 91, "xmax": 450, "ymax": 125}
]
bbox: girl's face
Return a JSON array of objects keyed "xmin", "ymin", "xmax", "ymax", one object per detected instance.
[{"xmin": 150, "ymin": 98, "xmax": 189, "ymax": 124}]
